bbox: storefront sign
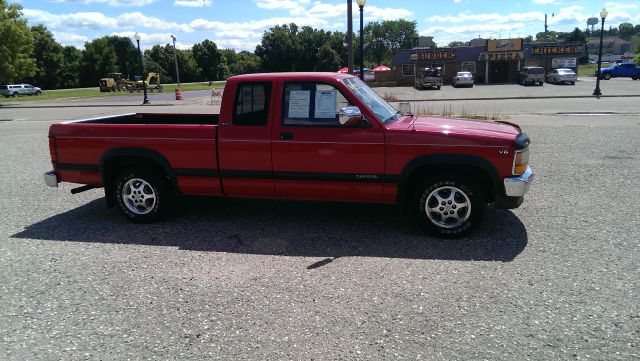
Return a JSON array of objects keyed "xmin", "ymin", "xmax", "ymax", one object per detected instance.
[
  {"xmin": 411, "ymin": 50, "xmax": 458, "ymax": 61},
  {"xmin": 487, "ymin": 39, "xmax": 522, "ymax": 52},
  {"xmin": 532, "ymin": 45, "xmax": 581, "ymax": 55},
  {"xmin": 552, "ymin": 57, "xmax": 577, "ymax": 68},
  {"xmin": 483, "ymin": 52, "xmax": 524, "ymax": 61}
]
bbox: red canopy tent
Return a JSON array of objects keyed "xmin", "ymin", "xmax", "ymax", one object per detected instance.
[
  {"xmin": 372, "ymin": 65, "xmax": 391, "ymax": 72},
  {"xmin": 337, "ymin": 67, "xmax": 349, "ymax": 73}
]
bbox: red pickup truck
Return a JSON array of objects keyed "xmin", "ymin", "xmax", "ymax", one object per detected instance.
[{"xmin": 44, "ymin": 72, "xmax": 533, "ymax": 236}]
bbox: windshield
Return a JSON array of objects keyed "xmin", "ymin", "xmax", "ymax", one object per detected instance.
[
  {"xmin": 458, "ymin": 72, "xmax": 472, "ymax": 77},
  {"xmin": 343, "ymin": 77, "xmax": 398, "ymax": 125}
]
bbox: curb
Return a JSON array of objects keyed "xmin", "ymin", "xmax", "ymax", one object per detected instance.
[{"xmin": 391, "ymin": 94, "xmax": 640, "ymax": 103}]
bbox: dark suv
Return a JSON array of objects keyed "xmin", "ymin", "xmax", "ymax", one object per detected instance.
[{"xmin": 519, "ymin": 67, "xmax": 545, "ymax": 86}]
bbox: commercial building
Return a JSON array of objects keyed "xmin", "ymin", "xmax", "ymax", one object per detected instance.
[{"xmin": 390, "ymin": 39, "xmax": 586, "ymax": 86}]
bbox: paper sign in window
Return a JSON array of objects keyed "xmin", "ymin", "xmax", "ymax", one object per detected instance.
[
  {"xmin": 288, "ymin": 90, "xmax": 311, "ymax": 118},
  {"xmin": 314, "ymin": 90, "xmax": 337, "ymax": 119}
]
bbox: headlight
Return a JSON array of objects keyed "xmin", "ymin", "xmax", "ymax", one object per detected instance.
[{"xmin": 513, "ymin": 147, "xmax": 530, "ymax": 175}]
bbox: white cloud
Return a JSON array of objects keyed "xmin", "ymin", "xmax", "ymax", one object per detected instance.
[
  {"xmin": 23, "ymin": 9, "xmax": 117, "ymax": 29},
  {"xmin": 429, "ymin": 11, "xmax": 545, "ymax": 24},
  {"xmin": 213, "ymin": 38, "xmax": 261, "ymax": 51},
  {"xmin": 255, "ymin": 0, "xmax": 310, "ymax": 11},
  {"xmin": 23, "ymin": 9, "xmax": 193, "ymax": 32},
  {"xmin": 174, "ymin": 0, "xmax": 212, "ymax": 7},
  {"xmin": 51, "ymin": 31, "xmax": 90, "ymax": 48},
  {"xmin": 50, "ymin": 0, "xmax": 156, "ymax": 7},
  {"xmin": 533, "ymin": 0, "xmax": 556, "ymax": 4}
]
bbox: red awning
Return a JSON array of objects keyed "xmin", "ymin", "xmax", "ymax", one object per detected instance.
[{"xmin": 372, "ymin": 65, "xmax": 391, "ymax": 72}]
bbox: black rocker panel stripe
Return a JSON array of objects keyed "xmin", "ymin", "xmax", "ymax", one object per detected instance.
[{"xmin": 56, "ymin": 163, "xmax": 399, "ymax": 183}]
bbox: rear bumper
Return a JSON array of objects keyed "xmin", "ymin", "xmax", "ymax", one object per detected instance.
[{"xmin": 44, "ymin": 170, "xmax": 58, "ymax": 187}]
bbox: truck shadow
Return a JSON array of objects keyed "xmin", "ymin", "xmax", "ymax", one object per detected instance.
[{"xmin": 13, "ymin": 197, "xmax": 528, "ymax": 262}]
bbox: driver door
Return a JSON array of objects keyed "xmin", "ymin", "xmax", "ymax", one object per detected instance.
[{"xmin": 271, "ymin": 81, "xmax": 386, "ymax": 202}]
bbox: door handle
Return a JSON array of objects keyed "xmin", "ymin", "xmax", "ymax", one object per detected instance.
[{"xmin": 280, "ymin": 132, "xmax": 293, "ymax": 140}]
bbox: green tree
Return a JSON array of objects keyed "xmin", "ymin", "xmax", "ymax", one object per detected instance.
[
  {"xmin": 364, "ymin": 21, "xmax": 389, "ymax": 66},
  {"xmin": 315, "ymin": 42, "xmax": 340, "ymax": 71},
  {"xmin": 0, "ymin": 0, "xmax": 36, "ymax": 83},
  {"xmin": 145, "ymin": 44, "xmax": 173, "ymax": 82},
  {"xmin": 105, "ymin": 36, "xmax": 138, "ymax": 79},
  {"xmin": 618, "ymin": 22, "xmax": 635, "ymax": 40},
  {"xmin": 59, "ymin": 46, "xmax": 82, "ymax": 88},
  {"xmin": 255, "ymin": 23, "xmax": 303, "ymax": 72},
  {"xmin": 80, "ymin": 37, "xmax": 117, "ymax": 86},
  {"xmin": 363, "ymin": 19, "xmax": 417, "ymax": 66},
  {"xmin": 176, "ymin": 49, "xmax": 200, "ymax": 82},
  {"xmin": 28, "ymin": 25, "xmax": 63, "ymax": 89},
  {"xmin": 192, "ymin": 39, "xmax": 225, "ymax": 80}
]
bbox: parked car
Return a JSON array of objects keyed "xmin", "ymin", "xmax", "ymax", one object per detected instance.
[
  {"xmin": 546, "ymin": 68, "xmax": 577, "ymax": 85},
  {"xmin": 0, "ymin": 84, "xmax": 42, "ymax": 97},
  {"xmin": 452, "ymin": 71, "xmax": 474, "ymax": 88},
  {"xmin": 519, "ymin": 66, "xmax": 545, "ymax": 86},
  {"xmin": 596, "ymin": 63, "xmax": 640, "ymax": 80},
  {"xmin": 44, "ymin": 72, "xmax": 534, "ymax": 237},
  {"xmin": 415, "ymin": 67, "xmax": 443, "ymax": 90}
]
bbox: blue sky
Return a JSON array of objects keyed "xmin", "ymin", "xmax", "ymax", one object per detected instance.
[{"xmin": 16, "ymin": 0, "xmax": 640, "ymax": 51}]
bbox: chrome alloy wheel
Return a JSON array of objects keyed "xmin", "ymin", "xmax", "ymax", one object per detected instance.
[
  {"xmin": 425, "ymin": 186, "xmax": 471, "ymax": 229},
  {"xmin": 121, "ymin": 178, "xmax": 157, "ymax": 215}
]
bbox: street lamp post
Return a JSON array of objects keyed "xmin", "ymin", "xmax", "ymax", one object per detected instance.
[
  {"xmin": 134, "ymin": 33, "xmax": 150, "ymax": 105},
  {"xmin": 593, "ymin": 8, "xmax": 608, "ymax": 98},
  {"xmin": 347, "ymin": 0, "xmax": 354, "ymax": 75},
  {"xmin": 171, "ymin": 35, "xmax": 182, "ymax": 100},
  {"xmin": 357, "ymin": 0, "xmax": 366, "ymax": 80}
]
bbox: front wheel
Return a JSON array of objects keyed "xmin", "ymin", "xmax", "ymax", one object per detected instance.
[
  {"xmin": 603, "ymin": 73, "xmax": 611, "ymax": 80},
  {"xmin": 412, "ymin": 176, "xmax": 486, "ymax": 237},
  {"xmin": 113, "ymin": 168, "xmax": 173, "ymax": 222}
]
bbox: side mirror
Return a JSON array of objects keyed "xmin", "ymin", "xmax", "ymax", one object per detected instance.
[{"xmin": 339, "ymin": 106, "xmax": 368, "ymax": 128}]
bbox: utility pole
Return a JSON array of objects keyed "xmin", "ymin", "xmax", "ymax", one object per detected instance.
[{"xmin": 347, "ymin": 0, "xmax": 354, "ymax": 75}]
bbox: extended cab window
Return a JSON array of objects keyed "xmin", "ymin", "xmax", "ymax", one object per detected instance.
[
  {"xmin": 233, "ymin": 82, "xmax": 271, "ymax": 126},
  {"xmin": 282, "ymin": 82, "xmax": 349, "ymax": 126}
]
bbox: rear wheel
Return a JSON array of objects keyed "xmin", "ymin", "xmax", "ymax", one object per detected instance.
[
  {"xmin": 113, "ymin": 168, "xmax": 173, "ymax": 222},
  {"xmin": 436, "ymin": 85, "xmax": 441, "ymax": 90},
  {"xmin": 412, "ymin": 175, "xmax": 486, "ymax": 237},
  {"xmin": 603, "ymin": 73, "xmax": 611, "ymax": 80},
  {"xmin": 12, "ymin": 92, "xmax": 18, "ymax": 97}
]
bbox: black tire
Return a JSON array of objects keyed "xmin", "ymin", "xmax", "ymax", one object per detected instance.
[
  {"xmin": 436, "ymin": 85, "xmax": 441, "ymax": 90},
  {"xmin": 35, "ymin": 90, "xmax": 41, "ymax": 95},
  {"xmin": 113, "ymin": 168, "xmax": 173, "ymax": 222},
  {"xmin": 411, "ymin": 175, "xmax": 486, "ymax": 237},
  {"xmin": 13, "ymin": 92, "xmax": 18, "ymax": 97},
  {"xmin": 570, "ymin": 82, "xmax": 575, "ymax": 85},
  {"xmin": 554, "ymin": 78, "xmax": 558, "ymax": 85},
  {"xmin": 603, "ymin": 73, "xmax": 611, "ymax": 80}
]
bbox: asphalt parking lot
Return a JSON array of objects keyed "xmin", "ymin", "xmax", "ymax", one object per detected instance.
[{"xmin": 1, "ymin": 80, "xmax": 639, "ymax": 360}]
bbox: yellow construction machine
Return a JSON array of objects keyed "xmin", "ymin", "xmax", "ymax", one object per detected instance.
[
  {"xmin": 99, "ymin": 73, "xmax": 136, "ymax": 92},
  {"xmin": 130, "ymin": 72, "xmax": 163, "ymax": 93}
]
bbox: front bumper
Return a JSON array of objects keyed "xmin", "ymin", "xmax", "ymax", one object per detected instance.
[
  {"xmin": 504, "ymin": 166, "xmax": 534, "ymax": 197},
  {"xmin": 44, "ymin": 170, "xmax": 58, "ymax": 187}
]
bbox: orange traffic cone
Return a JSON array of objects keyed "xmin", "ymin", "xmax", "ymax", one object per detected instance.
[{"xmin": 175, "ymin": 88, "xmax": 183, "ymax": 100}]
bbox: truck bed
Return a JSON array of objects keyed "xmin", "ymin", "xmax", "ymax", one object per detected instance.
[
  {"xmin": 78, "ymin": 113, "xmax": 218, "ymax": 125},
  {"xmin": 50, "ymin": 113, "xmax": 221, "ymax": 196}
]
